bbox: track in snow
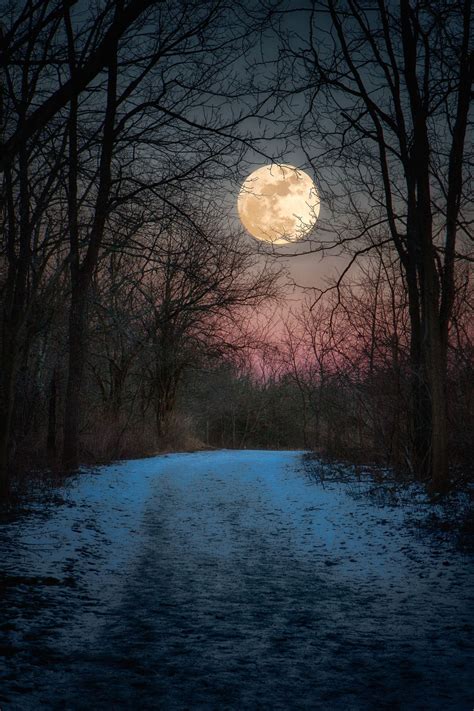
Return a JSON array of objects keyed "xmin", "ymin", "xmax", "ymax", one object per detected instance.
[{"xmin": 0, "ymin": 450, "xmax": 472, "ymax": 709}]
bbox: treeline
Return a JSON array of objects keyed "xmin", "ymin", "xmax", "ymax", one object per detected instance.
[
  {"xmin": 0, "ymin": 0, "xmax": 280, "ymax": 493},
  {"xmin": 181, "ymin": 252, "xmax": 473, "ymax": 484},
  {"xmin": 1, "ymin": 0, "xmax": 472, "ymax": 495},
  {"xmin": 10, "ymin": 212, "xmax": 281, "ymax": 465},
  {"xmin": 8, "ymin": 241, "xmax": 472, "ymax": 484}
]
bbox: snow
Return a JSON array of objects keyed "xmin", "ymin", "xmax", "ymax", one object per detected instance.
[{"xmin": 0, "ymin": 450, "xmax": 473, "ymax": 709}]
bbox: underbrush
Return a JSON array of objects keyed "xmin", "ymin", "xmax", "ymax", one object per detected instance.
[
  {"xmin": 303, "ymin": 452, "xmax": 474, "ymax": 553},
  {"xmin": 4, "ymin": 409, "xmax": 208, "ymax": 505}
]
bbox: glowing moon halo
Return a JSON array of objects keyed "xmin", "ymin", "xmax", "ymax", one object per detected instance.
[{"xmin": 237, "ymin": 164, "xmax": 320, "ymax": 244}]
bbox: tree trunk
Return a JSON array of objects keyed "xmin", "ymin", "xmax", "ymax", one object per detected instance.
[
  {"xmin": 0, "ymin": 147, "xmax": 30, "ymax": 495},
  {"xmin": 425, "ymin": 288, "xmax": 449, "ymax": 492},
  {"xmin": 155, "ymin": 374, "xmax": 178, "ymax": 443},
  {"xmin": 63, "ymin": 283, "xmax": 88, "ymax": 469},
  {"xmin": 62, "ymin": 14, "xmax": 117, "ymax": 468},
  {"xmin": 0, "ymin": 348, "xmax": 18, "ymax": 497},
  {"xmin": 400, "ymin": 0, "xmax": 453, "ymax": 491},
  {"xmin": 47, "ymin": 367, "xmax": 58, "ymax": 459}
]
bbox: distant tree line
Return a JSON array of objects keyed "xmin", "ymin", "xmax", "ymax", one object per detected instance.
[{"xmin": 182, "ymin": 250, "xmax": 473, "ymax": 486}]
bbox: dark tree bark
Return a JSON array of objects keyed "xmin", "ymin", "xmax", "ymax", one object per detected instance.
[
  {"xmin": 0, "ymin": 129, "xmax": 31, "ymax": 493},
  {"xmin": 287, "ymin": 0, "xmax": 472, "ymax": 489},
  {"xmin": 47, "ymin": 367, "xmax": 58, "ymax": 458},
  {"xmin": 62, "ymin": 10, "xmax": 118, "ymax": 468}
]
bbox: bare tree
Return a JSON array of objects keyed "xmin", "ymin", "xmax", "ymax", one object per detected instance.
[
  {"xmin": 0, "ymin": 0, "xmax": 160, "ymax": 171},
  {"xmin": 0, "ymin": 0, "xmax": 166, "ymax": 490},
  {"xmin": 58, "ymin": 0, "xmax": 280, "ymax": 467},
  {"xmin": 279, "ymin": 0, "xmax": 473, "ymax": 489},
  {"xmin": 122, "ymin": 210, "xmax": 281, "ymax": 442},
  {"xmin": 0, "ymin": 0, "xmax": 281, "ymax": 484}
]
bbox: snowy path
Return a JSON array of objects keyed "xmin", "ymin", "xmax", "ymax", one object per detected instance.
[{"xmin": 0, "ymin": 450, "xmax": 473, "ymax": 710}]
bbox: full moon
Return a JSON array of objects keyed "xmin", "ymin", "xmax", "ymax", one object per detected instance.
[{"xmin": 237, "ymin": 164, "xmax": 320, "ymax": 244}]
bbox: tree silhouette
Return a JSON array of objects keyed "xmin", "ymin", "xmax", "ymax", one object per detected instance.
[{"xmin": 280, "ymin": 0, "xmax": 472, "ymax": 489}]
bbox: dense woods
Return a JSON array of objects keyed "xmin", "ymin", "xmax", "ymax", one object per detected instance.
[
  {"xmin": 0, "ymin": 0, "xmax": 472, "ymax": 495},
  {"xmin": 278, "ymin": 0, "xmax": 473, "ymax": 490}
]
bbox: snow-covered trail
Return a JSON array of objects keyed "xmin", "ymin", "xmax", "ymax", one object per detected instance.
[{"xmin": 0, "ymin": 450, "xmax": 472, "ymax": 710}]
